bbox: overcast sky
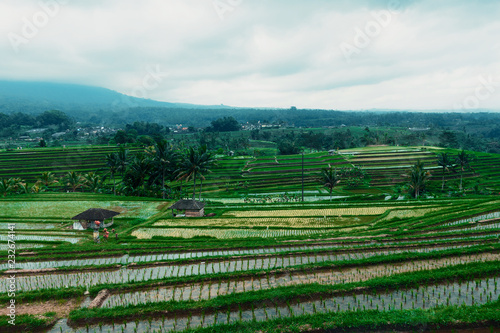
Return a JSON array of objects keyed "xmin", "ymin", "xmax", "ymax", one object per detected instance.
[{"xmin": 1, "ymin": 0, "xmax": 499, "ymax": 110}]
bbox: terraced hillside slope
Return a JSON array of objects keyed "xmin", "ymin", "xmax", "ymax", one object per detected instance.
[
  {"xmin": 1, "ymin": 192, "xmax": 500, "ymax": 332},
  {"xmin": 4, "ymin": 145, "xmax": 496, "ymax": 200}
]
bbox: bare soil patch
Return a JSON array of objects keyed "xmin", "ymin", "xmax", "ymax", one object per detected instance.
[{"xmin": 0, "ymin": 298, "xmax": 82, "ymax": 317}]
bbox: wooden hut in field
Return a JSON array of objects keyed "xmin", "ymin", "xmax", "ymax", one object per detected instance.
[
  {"xmin": 169, "ymin": 200, "xmax": 205, "ymax": 217},
  {"xmin": 72, "ymin": 208, "xmax": 120, "ymax": 230}
]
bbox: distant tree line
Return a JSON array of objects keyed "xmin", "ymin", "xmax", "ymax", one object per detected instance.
[
  {"xmin": 111, "ymin": 121, "xmax": 170, "ymax": 146},
  {"xmin": 0, "ymin": 110, "xmax": 73, "ymax": 137},
  {"xmin": 2, "ymin": 109, "xmax": 500, "ymax": 154}
]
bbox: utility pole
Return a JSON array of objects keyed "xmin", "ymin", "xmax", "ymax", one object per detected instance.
[{"xmin": 301, "ymin": 151, "xmax": 304, "ymax": 202}]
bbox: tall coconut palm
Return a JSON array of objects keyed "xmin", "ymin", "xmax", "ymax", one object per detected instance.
[
  {"xmin": 63, "ymin": 171, "xmax": 85, "ymax": 192},
  {"xmin": 124, "ymin": 154, "xmax": 153, "ymax": 196},
  {"xmin": 406, "ymin": 160, "xmax": 431, "ymax": 199},
  {"xmin": 116, "ymin": 147, "xmax": 130, "ymax": 177},
  {"xmin": 148, "ymin": 140, "xmax": 178, "ymax": 199},
  {"xmin": 105, "ymin": 152, "xmax": 120, "ymax": 195},
  {"xmin": 436, "ymin": 152, "xmax": 454, "ymax": 190},
  {"xmin": 455, "ymin": 150, "xmax": 474, "ymax": 190},
  {"xmin": 36, "ymin": 172, "xmax": 59, "ymax": 190},
  {"xmin": 319, "ymin": 165, "xmax": 341, "ymax": 200},
  {"xmin": 177, "ymin": 145, "xmax": 215, "ymax": 201},
  {"xmin": 84, "ymin": 172, "xmax": 105, "ymax": 193},
  {"xmin": 197, "ymin": 145, "xmax": 215, "ymax": 201}
]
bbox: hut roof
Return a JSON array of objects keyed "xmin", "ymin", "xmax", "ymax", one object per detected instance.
[
  {"xmin": 168, "ymin": 200, "xmax": 205, "ymax": 210},
  {"xmin": 71, "ymin": 208, "xmax": 120, "ymax": 221}
]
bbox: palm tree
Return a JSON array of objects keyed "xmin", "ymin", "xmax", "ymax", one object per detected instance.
[
  {"xmin": 148, "ymin": 140, "xmax": 178, "ymax": 199},
  {"xmin": 36, "ymin": 172, "xmax": 59, "ymax": 190},
  {"xmin": 0, "ymin": 178, "xmax": 29, "ymax": 196},
  {"xmin": 116, "ymin": 147, "xmax": 130, "ymax": 177},
  {"xmin": 177, "ymin": 145, "xmax": 215, "ymax": 200},
  {"xmin": 63, "ymin": 171, "xmax": 85, "ymax": 192},
  {"xmin": 30, "ymin": 184, "xmax": 41, "ymax": 194},
  {"xmin": 196, "ymin": 145, "xmax": 215, "ymax": 200},
  {"xmin": 105, "ymin": 152, "xmax": 120, "ymax": 195},
  {"xmin": 124, "ymin": 154, "xmax": 152, "ymax": 196},
  {"xmin": 455, "ymin": 150, "xmax": 475, "ymax": 190},
  {"xmin": 319, "ymin": 165, "xmax": 341, "ymax": 200},
  {"xmin": 436, "ymin": 152, "xmax": 454, "ymax": 190},
  {"xmin": 13, "ymin": 178, "xmax": 29, "ymax": 194},
  {"xmin": 0, "ymin": 178, "xmax": 13, "ymax": 197},
  {"xmin": 84, "ymin": 172, "xmax": 105, "ymax": 193},
  {"xmin": 406, "ymin": 160, "xmax": 431, "ymax": 199}
]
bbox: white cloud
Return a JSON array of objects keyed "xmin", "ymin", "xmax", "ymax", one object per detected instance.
[{"xmin": 0, "ymin": 0, "xmax": 499, "ymax": 110}]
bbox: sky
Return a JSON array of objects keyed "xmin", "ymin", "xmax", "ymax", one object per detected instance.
[{"xmin": 1, "ymin": 0, "xmax": 500, "ymax": 110}]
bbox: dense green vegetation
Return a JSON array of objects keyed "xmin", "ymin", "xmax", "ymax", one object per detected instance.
[{"xmin": 3, "ymin": 107, "xmax": 500, "ymax": 155}]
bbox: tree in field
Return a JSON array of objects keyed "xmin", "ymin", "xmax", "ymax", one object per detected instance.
[
  {"xmin": 116, "ymin": 147, "xmax": 130, "ymax": 177},
  {"xmin": 338, "ymin": 166, "xmax": 369, "ymax": 188},
  {"xmin": 148, "ymin": 140, "xmax": 178, "ymax": 199},
  {"xmin": 123, "ymin": 153, "xmax": 152, "ymax": 196},
  {"xmin": 207, "ymin": 116, "xmax": 240, "ymax": 132},
  {"xmin": 0, "ymin": 178, "xmax": 28, "ymax": 196},
  {"xmin": 319, "ymin": 165, "xmax": 341, "ymax": 200},
  {"xmin": 436, "ymin": 152, "xmax": 455, "ymax": 190},
  {"xmin": 36, "ymin": 172, "xmax": 59, "ymax": 190},
  {"xmin": 196, "ymin": 145, "xmax": 215, "ymax": 200},
  {"xmin": 36, "ymin": 110, "xmax": 72, "ymax": 129},
  {"xmin": 84, "ymin": 172, "xmax": 105, "ymax": 193},
  {"xmin": 30, "ymin": 184, "xmax": 41, "ymax": 194},
  {"xmin": 105, "ymin": 152, "xmax": 120, "ymax": 195},
  {"xmin": 405, "ymin": 160, "xmax": 431, "ymax": 199},
  {"xmin": 0, "ymin": 178, "xmax": 13, "ymax": 197},
  {"xmin": 455, "ymin": 150, "xmax": 475, "ymax": 190},
  {"xmin": 439, "ymin": 131, "xmax": 459, "ymax": 148},
  {"xmin": 277, "ymin": 140, "xmax": 300, "ymax": 155},
  {"xmin": 177, "ymin": 145, "xmax": 215, "ymax": 200},
  {"xmin": 11, "ymin": 178, "xmax": 28, "ymax": 194},
  {"xmin": 63, "ymin": 171, "xmax": 85, "ymax": 192}
]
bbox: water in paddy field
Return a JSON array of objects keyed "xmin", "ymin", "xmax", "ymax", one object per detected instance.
[
  {"xmin": 3, "ymin": 234, "xmax": 495, "ymax": 270},
  {"xmin": 434, "ymin": 222, "xmax": 500, "ymax": 234},
  {"xmin": 6, "ymin": 246, "xmax": 493, "ymax": 293},
  {"xmin": 0, "ymin": 234, "xmax": 82, "ymax": 243},
  {"xmin": 47, "ymin": 277, "xmax": 500, "ymax": 332},
  {"xmin": 211, "ymin": 194, "xmax": 348, "ymax": 203},
  {"xmin": 0, "ymin": 223, "xmax": 56, "ymax": 229},
  {"xmin": 442, "ymin": 211, "xmax": 500, "ymax": 227},
  {"xmin": 100, "ymin": 251, "xmax": 495, "ymax": 308},
  {"xmin": 9, "ymin": 253, "xmax": 495, "ymax": 293},
  {"xmin": 0, "ymin": 243, "xmax": 46, "ymax": 251}
]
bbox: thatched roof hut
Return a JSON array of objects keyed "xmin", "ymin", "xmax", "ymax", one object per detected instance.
[
  {"xmin": 72, "ymin": 208, "xmax": 120, "ymax": 229},
  {"xmin": 168, "ymin": 200, "xmax": 205, "ymax": 217}
]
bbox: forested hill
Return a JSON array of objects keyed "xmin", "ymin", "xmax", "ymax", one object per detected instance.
[
  {"xmin": 111, "ymin": 107, "xmax": 500, "ymax": 129},
  {"xmin": 1, "ymin": 81, "xmax": 500, "ymax": 130},
  {"xmin": 0, "ymin": 80, "xmax": 224, "ymax": 116}
]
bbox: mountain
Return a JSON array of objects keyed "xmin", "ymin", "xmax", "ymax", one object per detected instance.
[
  {"xmin": 0, "ymin": 80, "xmax": 227, "ymax": 115},
  {"xmin": 2, "ymin": 80, "xmax": 499, "ymax": 128}
]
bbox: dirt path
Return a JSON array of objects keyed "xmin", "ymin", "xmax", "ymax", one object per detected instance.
[{"xmin": 0, "ymin": 298, "xmax": 82, "ymax": 317}]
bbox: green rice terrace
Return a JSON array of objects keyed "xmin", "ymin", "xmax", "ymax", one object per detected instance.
[{"xmin": 1, "ymin": 145, "xmax": 500, "ymax": 332}]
